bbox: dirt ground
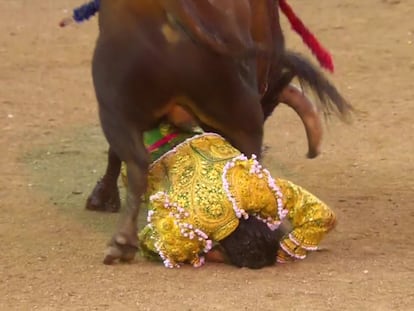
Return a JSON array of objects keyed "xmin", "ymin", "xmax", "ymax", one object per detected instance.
[{"xmin": 1, "ymin": 0, "xmax": 413, "ymax": 310}]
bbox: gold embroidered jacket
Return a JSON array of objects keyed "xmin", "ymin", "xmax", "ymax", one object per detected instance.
[{"xmin": 137, "ymin": 133, "xmax": 336, "ymax": 268}]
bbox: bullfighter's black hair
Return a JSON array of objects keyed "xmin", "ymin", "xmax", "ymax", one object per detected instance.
[{"xmin": 220, "ymin": 216, "xmax": 284, "ymax": 269}]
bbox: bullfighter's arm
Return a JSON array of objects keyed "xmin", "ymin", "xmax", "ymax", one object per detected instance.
[{"xmin": 275, "ymin": 178, "xmax": 337, "ymax": 263}]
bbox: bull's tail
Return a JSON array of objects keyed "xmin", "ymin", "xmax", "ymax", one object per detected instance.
[{"xmin": 283, "ymin": 51, "xmax": 353, "ymax": 121}]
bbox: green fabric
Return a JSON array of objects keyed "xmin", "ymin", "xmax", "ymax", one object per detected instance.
[{"xmin": 144, "ymin": 123, "xmax": 203, "ymax": 162}]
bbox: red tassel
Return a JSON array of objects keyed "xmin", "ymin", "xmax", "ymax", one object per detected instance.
[{"xmin": 279, "ymin": 0, "xmax": 334, "ymax": 73}]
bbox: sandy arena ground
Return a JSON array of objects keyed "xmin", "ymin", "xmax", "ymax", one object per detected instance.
[{"xmin": 0, "ymin": 0, "xmax": 413, "ymax": 310}]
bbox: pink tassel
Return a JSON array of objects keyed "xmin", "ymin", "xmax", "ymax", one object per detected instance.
[{"xmin": 279, "ymin": 0, "xmax": 334, "ymax": 73}]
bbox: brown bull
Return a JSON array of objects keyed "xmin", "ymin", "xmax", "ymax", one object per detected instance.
[
  {"xmin": 91, "ymin": 0, "xmax": 350, "ymax": 264},
  {"xmin": 93, "ymin": 0, "xmax": 281, "ymax": 264}
]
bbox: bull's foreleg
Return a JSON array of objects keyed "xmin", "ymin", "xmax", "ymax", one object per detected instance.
[
  {"xmin": 103, "ymin": 139, "xmax": 149, "ymax": 265},
  {"xmin": 85, "ymin": 146, "xmax": 122, "ymax": 213},
  {"xmin": 92, "ymin": 30, "xmax": 152, "ymax": 264}
]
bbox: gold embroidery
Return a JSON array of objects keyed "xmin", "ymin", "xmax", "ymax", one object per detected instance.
[
  {"xmin": 277, "ymin": 179, "xmax": 337, "ymax": 260},
  {"xmin": 136, "ymin": 134, "xmax": 336, "ymax": 267}
]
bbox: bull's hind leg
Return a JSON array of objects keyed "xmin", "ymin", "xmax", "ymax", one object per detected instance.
[{"xmin": 85, "ymin": 147, "xmax": 122, "ymax": 213}]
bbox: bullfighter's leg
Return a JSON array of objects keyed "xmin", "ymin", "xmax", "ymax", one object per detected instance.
[{"xmin": 85, "ymin": 146, "xmax": 122, "ymax": 213}]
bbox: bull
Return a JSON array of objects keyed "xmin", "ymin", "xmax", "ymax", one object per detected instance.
[{"xmin": 66, "ymin": 0, "xmax": 351, "ymax": 264}]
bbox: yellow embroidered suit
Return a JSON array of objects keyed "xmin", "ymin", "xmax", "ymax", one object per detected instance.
[{"xmin": 137, "ymin": 133, "xmax": 336, "ymax": 268}]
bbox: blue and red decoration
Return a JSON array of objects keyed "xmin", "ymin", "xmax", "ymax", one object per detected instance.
[{"xmin": 59, "ymin": 0, "xmax": 100, "ymax": 27}]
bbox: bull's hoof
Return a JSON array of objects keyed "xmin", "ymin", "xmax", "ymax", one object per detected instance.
[
  {"xmin": 103, "ymin": 233, "xmax": 138, "ymax": 265},
  {"xmin": 85, "ymin": 179, "xmax": 121, "ymax": 213},
  {"xmin": 306, "ymin": 148, "xmax": 320, "ymax": 159}
]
